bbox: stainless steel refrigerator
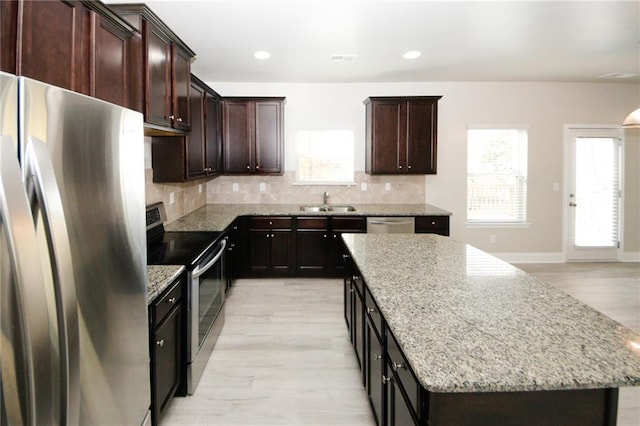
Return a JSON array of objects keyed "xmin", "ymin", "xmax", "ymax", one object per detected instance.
[{"xmin": 0, "ymin": 72, "xmax": 150, "ymax": 425}]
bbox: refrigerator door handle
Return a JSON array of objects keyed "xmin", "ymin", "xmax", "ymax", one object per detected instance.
[
  {"xmin": 23, "ymin": 136, "xmax": 80, "ymax": 426},
  {"xmin": 0, "ymin": 136, "xmax": 54, "ymax": 425}
]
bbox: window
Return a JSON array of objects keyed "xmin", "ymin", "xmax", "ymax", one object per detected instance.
[
  {"xmin": 295, "ymin": 130, "xmax": 355, "ymax": 184},
  {"xmin": 467, "ymin": 127, "xmax": 528, "ymax": 224}
]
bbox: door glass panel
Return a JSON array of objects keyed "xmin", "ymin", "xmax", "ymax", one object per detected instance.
[{"xmin": 573, "ymin": 137, "xmax": 619, "ymax": 248}]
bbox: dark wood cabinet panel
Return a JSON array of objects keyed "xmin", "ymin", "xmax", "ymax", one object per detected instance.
[
  {"xmin": 204, "ymin": 94, "xmax": 222, "ymax": 176},
  {"xmin": 172, "ymin": 46, "xmax": 191, "ymax": 130},
  {"xmin": 222, "ymin": 98, "xmax": 284, "ymax": 175},
  {"xmin": 387, "ymin": 374, "xmax": 416, "ymax": 426},
  {"xmin": 248, "ymin": 230, "xmax": 271, "ymax": 273},
  {"xmin": 246, "ymin": 217, "xmax": 294, "ymax": 275},
  {"xmin": 415, "ymin": 215, "xmax": 450, "ymax": 236},
  {"xmin": 149, "ymin": 276, "xmax": 184, "ymax": 426},
  {"xmin": 18, "ymin": 0, "xmax": 84, "ymax": 92},
  {"xmin": 186, "ymin": 81, "xmax": 205, "ymax": 179},
  {"xmin": 271, "ymin": 231, "xmax": 294, "ymax": 273},
  {"xmin": 90, "ymin": 11, "xmax": 136, "ymax": 108},
  {"xmin": 367, "ymin": 316, "xmax": 384, "ymax": 426},
  {"xmin": 0, "ymin": 0, "xmax": 19, "ymax": 73},
  {"xmin": 223, "ymin": 101, "xmax": 252, "ymax": 173},
  {"xmin": 144, "ymin": 23, "xmax": 172, "ymax": 128},
  {"xmin": 297, "ymin": 230, "xmax": 329, "ymax": 273},
  {"xmin": 365, "ymin": 96, "xmax": 441, "ymax": 175}
]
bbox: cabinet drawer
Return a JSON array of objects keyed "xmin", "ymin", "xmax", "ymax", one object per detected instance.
[
  {"xmin": 151, "ymin": 279, "xmax": 182, "ymax": 326},
  {"xmin": 353, "ymin": 274, "xmax": 364, "ymax": 296},
  {"xmin": 364, "ymin": 286, "xmax": 383, "ymax": 339},
  {"xmin": 297, "ymin": 217, "xmax": 329, "ymax": 229},
  {"xmin": 415, "ymin": 216, "xmax": 449, "ymax": 235},
  {"xmin": 387, "ymin": 330, "xmax": 420, "ymax": 417},
  {"xmin": 249, "ymin": 217, "xmax": 293, "ymax": 230},
  {"xmin": 331, "ymin": 216, "xmax": 366, "ymax": 232}
]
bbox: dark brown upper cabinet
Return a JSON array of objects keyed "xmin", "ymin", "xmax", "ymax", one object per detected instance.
[
  {"xmin": 222, "ymin": 97, "xmax": 285, "ymax": 175},
  {"xmin": 110, "ymin": 3, "xmax": 195, "ymax": 133},
  {"xmin": 1, "ymin": 0, "xmax": 137, "ymax": 109},
  {"xmin": 364, "ymin": 96, "xmax": 441, "ymax": 175},
  {"xmin": 151, "ymin": 75, "xmax": 222, "ymax": 182}
]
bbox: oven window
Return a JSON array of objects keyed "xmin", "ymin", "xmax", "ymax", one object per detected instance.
[{"xmin": 197, "ymin": 248, "xmax": 225, "ymax": 348}]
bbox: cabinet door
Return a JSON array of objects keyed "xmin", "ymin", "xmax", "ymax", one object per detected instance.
[
  {"xmin": 296, "ymin": 230, "xmax": 328, "ymax": 274},
  {"xmin": 18, "ymin": 0, "xmax": 85, "ymax": 92},
  {"xmin": 223, "ymin": 101, "xmax": 252, "ymax": 173},
  {"xmin": 204, "ymin": 94, "xmax": 222, "ymax": 175},
  {"xmin": 90, "ymin": 12, "xmax": 132, "ymax": 108},
  {"xmin": 186, "ymin": 81, "xmax": 205, "ymax": 179},
  {"xmin": 271, "ymin": 230, "xmax": 293, "ymax": 273},
  {"xmin": 406, "ymin": 99, "xmax": 438, "ymax": 174},
  {"xmin": 387, "ymin": 374, "xmax": 417, "ymax": 426},
  {"xmin": 144, "ymin": 22, "xmax": 172, "ymax": 127},
  {"xmin": 172, "ymin": 46, "xmax": 191, "ymax": 130},
  {"xmin": 151, "ymin": 306, "xmax": 181, "ymax": 425},
  {"xmin": 344, "ymin": 277, "xmax": 354, "ymax": 333},
  {"xmin": 248, "ymin": 230, "xmax": 270, "ymax": 273},
  {"xmin": 367, "ymin": 318, "xmax": 384, "ymax": 426},
  {"xmin": 369, "ymin": 100, "xmax": 404, "ymax": 174},
  {"xmin": 255, "ymin": 101, "xmax": 283, "ymax": 174},
  {"xmin": 353, "ymin": 279, "xmax": 365, "ymax": 378}
]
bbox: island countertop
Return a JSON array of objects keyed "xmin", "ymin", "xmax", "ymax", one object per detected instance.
[
  {"xmin": 342, "ymin": 233, "xmax": 640, "ymax": 393},
  {"xmin": 147, "ymin": 265, "xmax": 184, "ymax": 304},
  {"xmin": 165, "ymin": 203, "xmax": 451, "ymax": 232}
]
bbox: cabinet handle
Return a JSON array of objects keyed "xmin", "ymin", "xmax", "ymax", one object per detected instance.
[
  {"xmin": 256, "ymin": 165, "xmax": 260, "ymax": 170},
  {"xmin": 269, "ymin": 221, "xmax": 273, "ymax": 225},
  {"xmin": 352, "ymin": 275, "xmax": 360, "ymax": 281},
  {"xmin": 349, "ymin": 289, "xmax": 354, "ymax": 293},
  {"xmin": 382, "ymin": 376, "xmax": 391, "ymax": 384},
  {"xmin": 246, "ymin": 165, "xmax": 251, "ymax": 170},
  {"xmin": 392, "ymin": 362, "xmax": 405, "ymax": 371},
  {"xmin": 407, "ymin": 165, "xmax": 412, "ymax": 169},
  {"xmin": 167, "ymin": 297, "xmax": 176, "ymax": 304},
  {"xmin": 266, "ymin": 233, "xmax": 270, "ymax": 238},
  {"xmin": 367, "ymin": 307, "xmax": 376, "ymax": 314},
  {"xmin": 177, "ymin": 117, "xmax": 183, "ymax": 123},
  {"xmin": 271, "ymin": 234, "xmax": 275, "ymax": 238},
  {"xmin": 323, "ymin": 234, "xmax": 327, "ymax": 238},
  {"xmin": 374, "ymin": 353, "xmax": 382, "ymax": 360},
  {"xmin": 333, "ymin": 234, "xmax": 337, "ymax": 239},
  {"xmin": 343, "ymin": 254, "xmax": 350, "ymax": 260},
  {"xmin": 398, "ymin": 165, "xmax": 403, "ymax": 169},
  {"xmin": 169, "ymin": 115, "xmax": 175, "ymax": 120},
  {"xmin": 156, "ymin": 339, "xmax": 165, "ymax": 347}
]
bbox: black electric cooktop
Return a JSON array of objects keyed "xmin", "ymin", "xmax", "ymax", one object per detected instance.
[{"xmin": 147, "ymin": 231, "xmax": 222, "ymax": 268}]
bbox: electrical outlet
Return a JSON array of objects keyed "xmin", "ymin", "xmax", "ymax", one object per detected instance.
[
  {"xmin": 259, "ymin": 182, "xmax": 266, "ymax": 192},
  {"xmin": 232, "ymin": 183, "xmax": 239, "ymax": 192},
  {"xmin": 169, "ymin": 192, "xmax": 175, "ymax": 205},
  {"xmin": 198, "ymin": 184, "xmax": 203, "ymax": 194},
  {"xmin": 385, "ymin": 182, "xmax": 391, "ymax": 191},
  {"xmin": 490, "ymin": 234, "xmax": 496, "ymax": 244},
  {"xmin": 361, "ymin": 182, "xmax": 367, "ymax": 191},
  {"xmin": 553, "ymin": 182, "xmax": 560, "ymax": 192}
]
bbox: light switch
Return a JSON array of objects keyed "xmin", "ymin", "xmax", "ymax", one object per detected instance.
[
  {"xmin": 385, "ymin": 182, "xmax": 391, "ymax": 191},
  {"xmin": 232, "ymin": 183, "xmax": 239, "ymax": 192},
  {"xmin": 259, "ymin": 182, "xmax": 266, "ymax": 192},
  {"xmin": 553, "ymin": 182, "xmax": 560, "ymax": 192},
  {"xmin": 361, "ymin": 182, "xmax": 367, "ymax": 191}
]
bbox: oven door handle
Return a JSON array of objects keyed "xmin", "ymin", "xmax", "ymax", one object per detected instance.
[{"xmin": 192, "ymin": 238, "xmax": 227, "ymax": 279}]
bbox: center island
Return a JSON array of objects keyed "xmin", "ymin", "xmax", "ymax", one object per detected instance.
[{"xmin": 341, "ymin": 233, "xmax": 640, "ymax": 426}]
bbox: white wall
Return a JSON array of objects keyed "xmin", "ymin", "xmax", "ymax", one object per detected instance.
[{"xmin": 209, "ymin": 80, "xmax": 639, "ymax": 258}]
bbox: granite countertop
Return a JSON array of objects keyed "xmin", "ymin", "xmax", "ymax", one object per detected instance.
[
  {"xmin": 165, "ymin": 203, "xmax": 451, "ymax": 232},
  {"xmin": 342, "ymin": 233, "xmax": 640, "ymax": 394},
  {"xmin": 147, "ymin": 265, "xmax": 184, "ymax": 304}
]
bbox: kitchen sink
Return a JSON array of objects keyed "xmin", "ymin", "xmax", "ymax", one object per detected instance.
[{"xmin": 299, "ymin": 205, "xmax": 356, "ymax": 212}]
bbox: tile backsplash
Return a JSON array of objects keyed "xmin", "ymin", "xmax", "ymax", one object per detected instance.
[
  {"xmin": 206, "ymin": 171, "xmax": 426, "ymax": 205},
  {"xmin": 145, "ymin": 169, "xmax": 208, "ymax": 223}
]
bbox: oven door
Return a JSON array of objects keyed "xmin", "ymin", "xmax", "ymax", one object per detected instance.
[{"xmin": 189, "ymin": 238, "xmax": 226, "ymax": 362}]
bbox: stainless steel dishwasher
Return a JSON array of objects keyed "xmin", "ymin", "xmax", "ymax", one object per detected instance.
[{"xmin": 366, "ymin": 217, "xmax": 415, "ymax": 233}]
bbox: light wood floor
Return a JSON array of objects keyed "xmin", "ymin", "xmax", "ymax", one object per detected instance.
[{"xmin": 164, "ymin": 263, "xmax": 640, "ymax": 425}]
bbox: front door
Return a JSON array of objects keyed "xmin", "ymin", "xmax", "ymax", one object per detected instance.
[{"xmin": 564, "ymin": 126, "xmax": 622, "ymax": 261}]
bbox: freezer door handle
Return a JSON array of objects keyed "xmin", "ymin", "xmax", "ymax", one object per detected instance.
[
  {"xmin": 24, "ymin": 136, "xmax": 80, "ymax": 425},
  {"xmin": 0, "ymin": 136, "xmax": 54, "ymax": 425}
]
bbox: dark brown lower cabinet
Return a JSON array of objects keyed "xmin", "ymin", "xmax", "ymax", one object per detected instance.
[
  {"xmin": 247, "ymin": 217, "xmax": 294, "ymax": 275},
  {"xmin": 366, "ymin": 315, "xmax": 384, "ymax": 425},
  {"xmin": 149, "ymin": 275, "xmax": 184, "ymax": 426},
  {"xmin": 387, "ymin": 374, "xmax": 415, "ymax": 426},
  {"xmin": 296, "ymin": 217, "xmax": 329, "ymax": 275}
]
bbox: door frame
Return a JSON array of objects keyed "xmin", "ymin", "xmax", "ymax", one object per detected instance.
[{"xmin": 562, "ymin": 124, "xmax": 624, "ymax": 262}]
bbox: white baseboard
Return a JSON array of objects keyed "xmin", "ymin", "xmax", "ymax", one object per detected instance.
[
  {"xmin": 490, "ymin": 252, "xmax": 640, "ymax": 263},
  {"xmin": 490, "ymin": 252, "xmax": 564, "ymax": 264},
  {"xmin": 619, "ymin": 252, "xmax": 640, "ymax": 262}
]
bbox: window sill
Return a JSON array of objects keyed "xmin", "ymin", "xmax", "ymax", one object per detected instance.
[{"xmin": 466, "ymin": 222, "xmax": 531, "ymax": 229}]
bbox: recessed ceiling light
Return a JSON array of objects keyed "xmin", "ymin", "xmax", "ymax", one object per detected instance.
[
  {"xmin": 403, "ymin": 51, "xmax": 422, "ymax": 60},
  {"xmin": 254, "ymin": 51, "xmax": 271, "ymax": 60}
]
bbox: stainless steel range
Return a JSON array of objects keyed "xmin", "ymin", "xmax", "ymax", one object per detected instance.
[{"xmin": 146, "ymin": 202, "xmax": 226, "ymax": 395}]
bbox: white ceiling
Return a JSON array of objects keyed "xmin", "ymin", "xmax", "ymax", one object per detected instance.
[{"xmin": 106, "ymin": 0, "xmax": 640, "ymax": 83}]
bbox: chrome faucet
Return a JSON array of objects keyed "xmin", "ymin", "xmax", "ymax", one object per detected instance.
[{"xmin": 322, "ymin": 191, "xmax": 329, "ymax": 206}]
